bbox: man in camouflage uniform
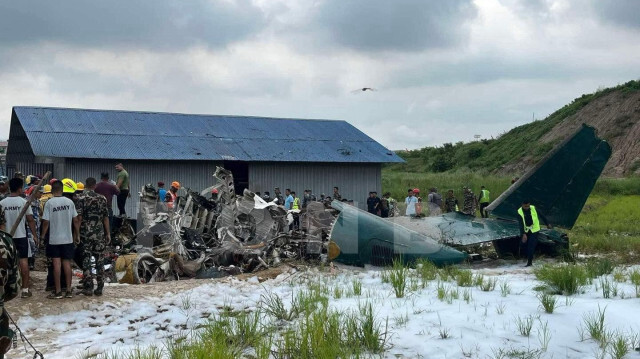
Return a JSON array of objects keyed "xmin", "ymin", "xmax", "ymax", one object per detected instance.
[
  {"xmin": 77, "ymin": 177, "xmax": 110, "ymax": 296},
  {"xmin": 0, "ymin": 206, "xmax": 11, "ymax": 357},
  {"xmin": 0, "ymin": 177, "xmax": 8, "ymax": 201},
  {"xmin": 444, "ymin": 189, "xmax": 459, "ymax": 213},
  {"xmin": 462, "ymin": 186, "xmax": 477, "ymax": 217}
]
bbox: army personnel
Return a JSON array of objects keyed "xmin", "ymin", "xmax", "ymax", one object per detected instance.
[
  {"xmin": 444, "ymin": 189, "xmax": 459, "ymax": 213},
  {"xmin": 0, "ymin": 177, "xmax": 8, "ymax": 201},
  {"xmin": 333, "ymin": 186, "xmax": 342, "ymax": 201},
  {"xmin": 0, "ymin": 204, "xmax": 18, "ymax": 357},
  {"xmin": 273, "ymin": 187, "xmax": 284, "ymax": 206},
  {"xmin": 462, "ymin": 186, "xmax": 477, "ymax": 217},
  {"xmin": 77, "ymin": 177, "xmax": 110, "ymax": 296}
]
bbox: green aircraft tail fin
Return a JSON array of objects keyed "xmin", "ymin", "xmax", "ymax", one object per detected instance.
[{"xmin": 486, "ymin": 124, "xmax": 611, "ymax": 229}]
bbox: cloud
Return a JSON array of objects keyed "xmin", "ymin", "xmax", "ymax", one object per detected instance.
[
  {"xmin": 310, "ymin": 0, "xmax": 478, "ymax": 52},
  {"xmin": 0, "ymin": 0, "xmax": 638, "ymax": 153},
  {"xmin": 0, "ymin": 0, "xmax": 266, "ymax": 50},
  {"xmin": 591, "ymin": 0, "xmax": 640, "ymax": 28}
]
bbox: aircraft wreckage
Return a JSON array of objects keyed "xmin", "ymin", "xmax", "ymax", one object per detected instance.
[{"xmin": 114, "ymin": 124, "xmax": 610, "ymax": 283}]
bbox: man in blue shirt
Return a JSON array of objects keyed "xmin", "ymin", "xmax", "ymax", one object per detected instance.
[
  {"xmin": 405, "ymin": 189, "xmax": 418, "ymax": 217},
  {"xmin": 284, "ymin": 188, "xmax": 294, "ymax": 210},
  {"xmin": 157, "ymin": 182, "xmax": 167, "ymax": 203}
]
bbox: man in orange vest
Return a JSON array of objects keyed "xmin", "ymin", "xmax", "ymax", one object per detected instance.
[{"xmin": 165, "ymin": 181, "xmax": 180, "ymax": 210}]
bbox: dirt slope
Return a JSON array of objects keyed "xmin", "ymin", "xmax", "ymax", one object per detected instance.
[{"xmin": 502, "ymin": 87, "xmax": 640, "ymax": 177}]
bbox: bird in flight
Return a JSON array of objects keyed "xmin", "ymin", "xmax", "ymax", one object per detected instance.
[{"xmin": 352, "ymin": 87, "xmax": 377, "ymax": 93}]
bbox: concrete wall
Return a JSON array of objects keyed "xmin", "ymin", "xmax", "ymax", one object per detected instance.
[{"xmin": 249, "ymin": 162, "xmax": 382, "ymax": 209}]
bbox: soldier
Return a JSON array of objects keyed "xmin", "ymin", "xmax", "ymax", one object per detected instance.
[
  {"xmin": 0, "ymin": 177, "xmax": 8, "ymax": 201},
  {"xmin": 273, "ymin": 187, "xmax": 284, "ymax": 206},
  {"xmin": 77, "ymin": 177, "xmax": 110, "ymax": 296},
  {"xmin": 333, "ymin": 186, "xmax": 342, "ymax": 201},
  {"xmin": 443, "ymin": 189, "xmax": 459, "ymax": 213},
  {"xmin": 462, "ymin": 186, "xmax": 477, "ymax": 217},
  {"xmin": 0, "ymin": 205, "xmax": 15, "ymax": 357}
]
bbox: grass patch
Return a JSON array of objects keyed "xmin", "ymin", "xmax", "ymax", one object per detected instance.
[
  {"xmin": 534, "ymin": 263, "xmax": 588, "ymax": 295},
  {"xmin": 584, "ymin": 257, "xmax": 616, "ymax": 279},
  {"xmin": 514, "ymin": 314, "xmax": 537, "ymax": 337},
  {"xmin": 456, "ymin": 269, "xmax": 474, "ymax": 287},
  {"xmin": 537, "ymin": 292, "xmax": 557, "ymax": 314},
  {"xmin": 583, "ymin": 305, "xmax": 608, "ymax": 344},
  {"xmin": 387, "ymin": 258, "xmax": 409, "ymax": 298},
  {"xmin": 479, "ymin": 277, "xmax": 497, "ymax": 292}
]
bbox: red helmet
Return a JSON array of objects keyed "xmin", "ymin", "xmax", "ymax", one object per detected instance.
[
  {"xmin": 211, "ymin": 188, "xmax": 219, "ymax": 194},
  {"xmin": 413, "ymin": 188, "xmax": 420, "ymax": 194}
]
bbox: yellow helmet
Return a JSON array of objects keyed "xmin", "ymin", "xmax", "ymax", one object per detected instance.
[
  {"xmin": 61, "ymin": 178, "xmax": 77, "ymax": 193},
  {"xmin": 43, "ymin": 184, "xmax": 52, "ymax": 194},
  {"xmin": 76, "ymin": 182, "xmax": 85, "ymax": 191}
]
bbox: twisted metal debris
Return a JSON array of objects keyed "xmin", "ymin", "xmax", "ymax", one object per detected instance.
[{"xmin": 116, "ymin": 167, "xmax": 336, "ymax": 284}]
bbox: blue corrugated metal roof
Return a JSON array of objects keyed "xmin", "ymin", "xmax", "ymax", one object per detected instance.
[{"xmin": 13, "ymin": 106, "xmax": 404, "ymax": 163}]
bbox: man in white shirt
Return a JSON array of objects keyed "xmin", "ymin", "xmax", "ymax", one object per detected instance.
[
  {"xmin": 0, "ymin": 178, "xmax": 38, "ymax": 298},
  {"xmin": 41, "ymin": 180, "xmax": 79, "ymax": 299},
  {"xmin": 405, "ymin": 189, "xmax": 418, "ymax": 217}
]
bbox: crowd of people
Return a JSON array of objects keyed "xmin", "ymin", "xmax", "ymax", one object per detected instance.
[
  {"xmin": 403, "ymin": 186, "xmax": 492, "ymax": 218},
  {"xmin": 0, "ymin": 163, "xmax": 130, "ymax": 300}
]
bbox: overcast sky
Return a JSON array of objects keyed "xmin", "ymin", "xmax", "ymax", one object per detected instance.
[{"xmin": 0, "ymin": 0, "xmax": 638, "ymax": 150}]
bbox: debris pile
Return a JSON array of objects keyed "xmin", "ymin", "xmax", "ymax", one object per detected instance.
[{"xmin": 116, "ymin": 167, "xmax": 337, "ymax": 284}]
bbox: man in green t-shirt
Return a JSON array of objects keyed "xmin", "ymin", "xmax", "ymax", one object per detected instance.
[{"xmin": 115, "ymin": 163, "xmax": 130, "ymax": 217}]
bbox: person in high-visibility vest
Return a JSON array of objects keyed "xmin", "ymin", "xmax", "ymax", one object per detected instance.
[
  {"xmin": 165, "ymin": 181, "xmax": 180, "ymax": 210},
  {"xmin": 290, "ymin": 191, "xmax": 301, "ymax": 230},
  {"xmin": 478, "ymin": 186, "xmax": 491, "ymax": 218},
  {"xmin": 517, "ymin": 200, "xmax": 551, "ymax": 267}
]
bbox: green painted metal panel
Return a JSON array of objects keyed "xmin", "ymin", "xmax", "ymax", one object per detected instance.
[
  {"xmin": 330, "ymin": 201, "xmax": 467, "ymax": 267},
  {"xmin": 488, "ymin": 125, "xmax": 611, "ymax": 229}
]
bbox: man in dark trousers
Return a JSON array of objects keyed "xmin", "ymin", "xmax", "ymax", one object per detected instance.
[
  {"xmin": 367, "ymin": 192, "xmax": 380, "ymax": 216},
  {"xmin": 517, "ymin": 200, "xmax": 551, "ymax": 267},
  {"xmin": 115, "ymin": 163, "xmax": 130, "ymax": 217},
  {"xmin": 78, "ymin": 177, "xmax": 110, "ymax": 296},
  {"xmin": 95, "ymin": 172, "xmax": 119, "ymax": 233},
  {"xmin": 478, "ymin": 185, "xmax": 491, "ymax": 218}
]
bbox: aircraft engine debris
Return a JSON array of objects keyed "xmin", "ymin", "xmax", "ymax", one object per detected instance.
[{"xmin": 119, "ymin": 167, "xmax": 336, "ymax": 284}]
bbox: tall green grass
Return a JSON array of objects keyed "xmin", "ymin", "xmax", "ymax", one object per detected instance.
[{"xmin": 570, "ymin": 195, "xmax": 640, "ymax": 260}]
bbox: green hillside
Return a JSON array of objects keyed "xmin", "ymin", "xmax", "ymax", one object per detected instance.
[{"xmin": 387, "ymin": 80, "xmax": 640, "ymax": 174}]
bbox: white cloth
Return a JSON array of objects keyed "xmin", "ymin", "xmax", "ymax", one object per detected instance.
[
  {"xmin": 405, "ymin": 196, "xmax": 417, "ymax": 216},
  {"xmin": 0, "ymin": 196, "xmax": 32, "ymax": 238},
  {"xmin": 43, "ymin": 196, "xmax": 77, "ymax": 245}
]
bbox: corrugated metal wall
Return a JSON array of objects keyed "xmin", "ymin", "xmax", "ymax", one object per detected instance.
[
  {"xmin": 62, "ymin": 159, "xmax": 381, "ymax": 214},
  {"xmin": 64, "ymin": 159, "xmax": 222, "ymax": 215},
  {"xmin": 6, "ymin": 111, "xmax": 36, "ymax": 165},
  {"xmin": 249, "ymin": 162, "xmax": 382, "ymax": 209}
]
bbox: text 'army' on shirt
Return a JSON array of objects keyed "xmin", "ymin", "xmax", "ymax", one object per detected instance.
[{"xmin": 51, "ymin": 205, "xmax": 71, "ymax": 213}]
